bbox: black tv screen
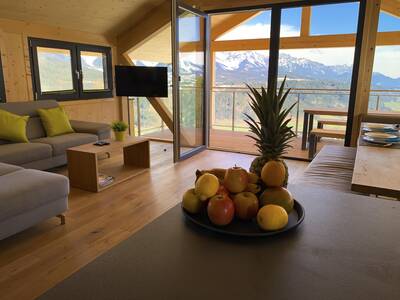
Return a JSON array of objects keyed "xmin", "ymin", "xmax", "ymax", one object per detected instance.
[{"xmin": 115, "ymin": 66, "xmax": 168, "ymax": 97}]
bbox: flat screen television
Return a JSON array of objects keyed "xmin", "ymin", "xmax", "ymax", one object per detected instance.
[{"xmin": 115, "ymin": 65, "xmax": 168, "ymax": 97}]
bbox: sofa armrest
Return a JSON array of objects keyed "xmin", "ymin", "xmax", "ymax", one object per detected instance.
[{"xmin": 70, "ymin": 120, "xmax": 111, "ymax": 140}]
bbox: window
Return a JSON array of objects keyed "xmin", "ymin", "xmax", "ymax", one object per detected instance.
[
  {"xmin": 0, "ymin": 53, "xmax": 5, "ymax": 102},
  {"xmin": 29, "ymin": 38, "xmax": 113, "ymax": 100}
]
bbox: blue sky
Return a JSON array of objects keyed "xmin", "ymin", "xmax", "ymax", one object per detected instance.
[
  {"xmin": 225, "ymin": 2, "xmax": 400, "ymax": 37},
  {"xmin": 178, "ymin": 2, "xmax": 400, "ymax": 77},
  {"xmin": 243, "ymin": 3, "xmax": 361, "ymax": 35}
]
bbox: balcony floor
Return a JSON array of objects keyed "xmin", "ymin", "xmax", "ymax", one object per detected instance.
[{"xmin": 140, "ymin": 128, "xmax": 343, "ymax": 160}]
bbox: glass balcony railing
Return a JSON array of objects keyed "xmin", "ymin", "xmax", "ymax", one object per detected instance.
[
  {"xmin": 212, "ymin": 86, "xmax": 400, "ymax": 135},
  {"xmin": 131, "ymin": 87, "xmax": 400, "ymax": 139}
]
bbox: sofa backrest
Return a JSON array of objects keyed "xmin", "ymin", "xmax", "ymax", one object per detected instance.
[{"xmin": 0, "ymin": 100, "xmax": 59, "ymax": 140}]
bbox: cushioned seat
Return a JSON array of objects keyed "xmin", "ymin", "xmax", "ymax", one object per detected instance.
[
  {"xmin": 295, "ymin": 145, "xmax": 357, "ymax": 192},
  {"xmin": 0, "ymin": 143, "xmax": 52, "ymax": 165},
  {"xmin": 0, "ymin": 100, "xmax": 110, "ymax": 170},
  {"xmin": 0, "ymin": 162, "xmax": 23, "ymax": 176},
  {"xmin": 33, "ymin": 133, "xmax": 98, "ymax": 156},
  {"xmin": 0, "ymin": 169, "xmax": 69, "ymax": 222}
]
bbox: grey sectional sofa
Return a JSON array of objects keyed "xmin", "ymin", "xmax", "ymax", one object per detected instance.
[
  {"xmin": 0, "ymin": 100, "xmax": 111, "ymax": 240},
  {"xmin": 0, "ymin": 162, "xmax": 69, "ymax": 240},
  {"xmin": 0, "ymin": 100, "xmax": 110, "ymax": 170}
]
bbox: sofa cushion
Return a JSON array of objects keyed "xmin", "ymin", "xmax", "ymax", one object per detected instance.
[
  {"xmin": 295, "ymin": 145, "xmax": 357, "ymax": 192},
  {"xmin": 0, "ymin": 169, "xmax": 69, "ymax": 222},
  {"xmin": 0, "ymin": 162, "xmax": 23, "ymax": 176},
  {"xmin": 0, "ymin": 101, "xmax": 59, "ymax": 140},
  {"xmin": 0, "ymin": 109, "xmax": 30, "ymax": 143},
  {"xmin": 32, "ymin": 133, "xmax": 98, "ymax": 156},
  {"xmin": 27, "ymin": 117, "xmax": 47, "ymax": 140},
  {"xmin": 0, "ymin": 143, "xmax": 52, "ymax": 165},
  {"xmin": 0, "ymin": 100, "xmax": 59, "ymax": 117},
  {"xmin": 37, "ymin": 107, "xmax": 74, "ymax": 137}
]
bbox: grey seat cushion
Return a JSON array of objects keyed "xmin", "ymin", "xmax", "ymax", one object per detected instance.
[
  {"xmin": 295, "ymin": 145, "xmax": 357, "ymax": 191},
  {"xmin": 0, "ymin": 143, "xmax": 53, "ymax": 165},
  {"xmin": 0, "ymin": 162, "xmax": 23, "ymax": 176},
  {"xmin": 0, "ymin": 169, "xmax": 69, "ymax": 221},
  {"xmin": 33, "ymin": 133, "xmax": 98, "ymax": 156}
]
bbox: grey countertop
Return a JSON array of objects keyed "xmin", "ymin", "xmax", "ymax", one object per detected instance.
[{"xmin": 40, "ymin": 185, "xmax": 400, "ymax": 300}]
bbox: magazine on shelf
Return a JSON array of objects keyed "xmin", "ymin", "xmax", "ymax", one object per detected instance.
[{"xmin": 98, "ymin": 174, "xmax": 114, "ymax": 187}]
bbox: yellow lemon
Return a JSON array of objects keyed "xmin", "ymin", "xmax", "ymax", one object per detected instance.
[
  {"xmin": 195, "ymin": 173, "xmax": 220, "ymax": 201},
  {"xmin": 257, "ymin": 204, "xmax": 288, "ymax": 231}
]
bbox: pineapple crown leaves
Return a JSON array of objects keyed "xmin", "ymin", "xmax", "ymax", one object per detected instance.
[{"xmin": 243, "ymin": 77, "xmax": 296, "ymax": 159}]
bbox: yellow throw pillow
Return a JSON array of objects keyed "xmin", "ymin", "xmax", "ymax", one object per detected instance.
[
  {"xmin": 37, "ymin": 106, "xmax": 74, "ymax": 137},
  {"xmin": 0, "ymin": 109, "xmax": 29, "ymax": 143}
]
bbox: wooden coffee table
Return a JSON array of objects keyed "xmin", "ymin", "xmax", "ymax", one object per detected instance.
[{"xmin": 66, "ymin": 137, "xmax": 150, "ymax": 192}]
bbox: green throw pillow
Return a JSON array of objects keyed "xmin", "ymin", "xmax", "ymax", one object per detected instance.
[
  {"xmin": 0, "ymin": 109, "xmax": 29, "ymax": 143},
  {"xmin": 37, "ymin": 106, "xmax": 74, "ymax": 137}
]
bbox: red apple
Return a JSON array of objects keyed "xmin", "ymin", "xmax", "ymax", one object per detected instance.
[
  {"xmin": 224, "ymin": 166, "xmax": 248, "ymax": 193},
  {"xmin": 207, "ymin": 194, "xmax": 235, "ymax": 226},
  {"xmin": 216, "ymin": 185, "xmax": 230, "ymax": 198},
  {"xmin": 233, "ymin": 192, "xmax": 259, "ymax": 220}
]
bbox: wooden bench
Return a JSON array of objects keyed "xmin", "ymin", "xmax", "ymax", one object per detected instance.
[
  {"xmin": 308, "ymin": 128, "xmax": 345, "ymax": 159},
  {"xmin": 317, "ymin": 119, "xmax": 347, "ymax": 128}
]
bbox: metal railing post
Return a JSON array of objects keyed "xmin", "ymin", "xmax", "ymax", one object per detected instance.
[
  {"xmin": 136, "ymin": 97, "xmax": 141, "ymax": 136},
  {"xmin": 295, "ymin": 93, "xmax": 300, "ymax": 135},
  {"xmin": 232, "ymin": 91, "xmax": 236, "ymax": 131},
  {"xmin": 375, "ymin": 95, "xmax": 380, "ymax": 111}
]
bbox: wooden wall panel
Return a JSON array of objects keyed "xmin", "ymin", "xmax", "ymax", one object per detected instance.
[
  {"xmin": 0, "ymin": 17, "xmax": 122, "ymax": 124},
  {"xmin": 2, "ymin": 32, "xmax": 29, "ymax": 100}
]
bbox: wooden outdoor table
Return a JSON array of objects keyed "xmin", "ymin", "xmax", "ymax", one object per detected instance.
[
  {"xmin": 351, "ymin": 123, "xmax": 400, "ymax": 198},
  {"xmin": 301, "ymin": 108, "xmax": 347, "ymax": 150},
  {"xmin": 40, "ymin": 186, "xmax": 400, "ymax": 300}
]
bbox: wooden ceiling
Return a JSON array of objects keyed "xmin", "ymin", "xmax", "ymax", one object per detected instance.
[{"xmin": 0, "ymin": 0, "xmax": 166, "ymax": 37}]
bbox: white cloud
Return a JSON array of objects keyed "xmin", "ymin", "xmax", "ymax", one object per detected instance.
[
  {"xmin": 373, "ymin": 46, "xmax": 400, "ymax": 78},
  {"xmin": 217, "ymin": 23, "xmax": 299, "ymax": 41}
]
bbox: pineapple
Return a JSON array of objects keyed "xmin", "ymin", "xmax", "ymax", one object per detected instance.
[{"xmin": 244, "ymin": 78, "xmax": 296, "ymax": 187}]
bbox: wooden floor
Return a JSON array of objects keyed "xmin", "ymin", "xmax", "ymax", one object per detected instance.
[
  {"xmin": 143, "ymin": 128, "xmax": 343, "ymax": 160},
  {"xmin": 0, "ymin": 142, "xmax": 308, "ymax": 300}
]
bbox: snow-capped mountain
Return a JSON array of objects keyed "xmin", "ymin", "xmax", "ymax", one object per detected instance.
[
  {"xmin": 136, "ymin": 51, "xmax": 400, "ymax": 89},
  {"xmin": 215, "ymin": 51, "xmax": 400, "ymax": 89}
]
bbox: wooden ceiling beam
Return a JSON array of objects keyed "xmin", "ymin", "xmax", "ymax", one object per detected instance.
[
  {"xmin": 201, "ymin": 31, "xmax": 400, "ymax": 52},
  {"xmin": 117, "ymin": 0, "xmax": 170, "ymax": 56},
  {"xmin": 186, "ymin": 0, "xmax": 299, "ymax": 11},
  {"xmin": 380, "ymin": 0, "xmax": 400, "ymax": 17}
]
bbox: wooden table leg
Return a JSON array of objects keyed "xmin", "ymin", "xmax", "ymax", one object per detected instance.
[
  {"xmin": 67, "ymin": 150, "xmax": 99, "ymax": 192},
  {"xmin": 302, "ymin": 112, "xmax": 309, "ymax": 150},
  {"xmin": 124, "ymin": 140, "xmax": 150, "ymax": 168},
  {"xmin": 308, "ymin": 114, "xmax": 314, "ymax": 144}
]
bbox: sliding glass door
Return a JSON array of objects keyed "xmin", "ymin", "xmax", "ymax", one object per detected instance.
[{"xmin": 172, "ymin": 1, "xmax": 209, "ymax": 162}]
